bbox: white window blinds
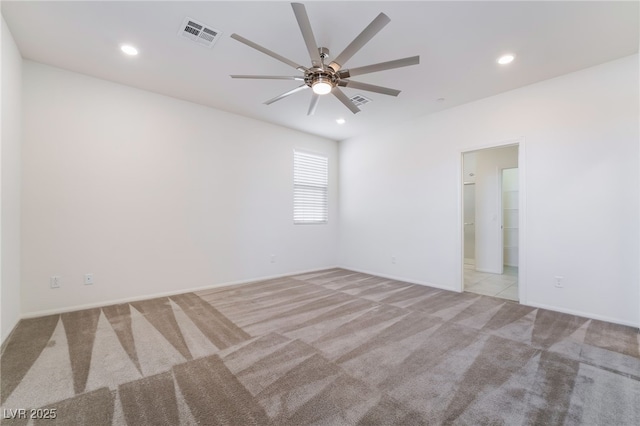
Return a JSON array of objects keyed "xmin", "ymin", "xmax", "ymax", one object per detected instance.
[{"xmin": 294, "ymin": 150, "xmax": 328, "ymax": 224}]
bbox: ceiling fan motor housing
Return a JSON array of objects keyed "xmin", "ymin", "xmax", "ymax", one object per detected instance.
[{"xmin": 305, "ymin": 68, "xmax": 339, "ymax": 92}]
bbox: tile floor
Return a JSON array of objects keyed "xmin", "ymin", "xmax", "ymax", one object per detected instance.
[{"xmin": 464, "ymin": 264, "xmax": 519, "ymax": 301}]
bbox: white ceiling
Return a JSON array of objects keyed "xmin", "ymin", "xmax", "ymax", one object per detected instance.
[{"xmin": 2, "ymin": 1, "xmax": 638, "ymax": 141}]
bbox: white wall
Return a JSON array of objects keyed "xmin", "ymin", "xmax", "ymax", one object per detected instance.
[
  {"xmin": 1, "ymin": 16, "xmax": 23, "ymax": 343},
  {"xmin": 21, "ymin": 61, "xmax": 339, "ymax": 316},
  {"xmin": 339, "ymin": 54, "xmax": 639, "ymax": 326},
  {"xmin": 474, "ymin": 145, "xmax": 518, "ymax": 273}
]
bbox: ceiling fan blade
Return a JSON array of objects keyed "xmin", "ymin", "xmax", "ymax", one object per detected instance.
[
  {"xmin": 231, "ymin": 33, "xmax": 307, "ymax": 71},
  {"xmin": 339, "ymin": 80, "xmax": 401, "ymax": 96},
  {"xmin": 264, "ymin": 84, "xmax": 309, "ymax": 105},
  {"xmin": 308, "ymin": 93, "xmax": 320, "ymax": 116},
  {"xmin": 339, "ymin": 56, "xmax": 420, "ymax": 78},
  {"xmin": 330, "ymin": 13, "xmax": 391, "ymax": 71},
  {"xmin": 231, "ymin": 75, "xmax": 305, "ymax": 81},
  {"xmin": 291, "ymin": 3, "xmax": 323, "ymax": 67},
  {"xmin": 332, "ymin": 87, "xmax": 360, "ymax": 114}
]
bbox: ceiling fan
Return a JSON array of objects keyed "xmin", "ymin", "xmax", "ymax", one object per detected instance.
[{"xmin": 230, "ymin": 2, "xmax": 420, "ymax": 115}]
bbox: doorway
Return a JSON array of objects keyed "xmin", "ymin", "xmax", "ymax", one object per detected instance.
[{"xmin": 462, "ymin": 145, "xmax": 520, "ymax": 301}]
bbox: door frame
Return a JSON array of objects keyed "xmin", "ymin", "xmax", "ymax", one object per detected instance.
[{"xmin": 458, "ymin": 138, "xmax": 527, "ymax": 304}]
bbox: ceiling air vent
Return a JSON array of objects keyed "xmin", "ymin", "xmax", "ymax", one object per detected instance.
[
  {"xmin": 179, "ymin": 17, "xmax": 222, "ymax": 48},
  {"xmin": 350, "ymin": 94, "xmax": 372, "ymax": 107}
]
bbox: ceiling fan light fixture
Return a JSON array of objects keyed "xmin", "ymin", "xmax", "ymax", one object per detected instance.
[
  {"xmin": 497, "ymin": 54, "xmax": 515, "ymax": 65},
  {"xmin": 312, "ymin": 78, "xmax": 333, "ymax": 95},
  {"xmin": 120, "ymin": 44, "xmax": 139, "ymax": 56}
]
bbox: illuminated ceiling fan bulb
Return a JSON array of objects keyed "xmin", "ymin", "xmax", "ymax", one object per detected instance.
[
  {"xmin": 497, "ymin": 54, "xmax": 515, "ymax": 65},
  {"xmin": 312, "ymin": 80, "xmax": 333, "ymax": 95},
  {"xmin": 120, "ymin": 44, "xmax": 139, "ymax": 56}
]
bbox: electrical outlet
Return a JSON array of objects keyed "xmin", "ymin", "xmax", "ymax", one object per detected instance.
[
  {"xmin": 554, "ymin": 276, "xmax": 564, "ymax": 288},
  {"xmin": 391, "ymin": 256, "xmax": 397, "ymax": 264},
  {"xmin": 270, "ymin": 254, "xmax": 276, "ymax": 264},
  {"xmin": 50, "ymin": 276, "xmax": 61, "ymax": 289},
  {"xmin": 84, "ymin": 274, "xmax": 94, "ymax": 285}
]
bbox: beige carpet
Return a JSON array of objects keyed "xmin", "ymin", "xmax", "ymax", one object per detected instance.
[{"xmin": 1, "ymin": 268, "xmax": 639, "ymax": 425}]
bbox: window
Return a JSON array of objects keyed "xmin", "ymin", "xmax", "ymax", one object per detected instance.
[{"xmin": 294, "ymin": 150, "xmax": 328, "ymax": 224}]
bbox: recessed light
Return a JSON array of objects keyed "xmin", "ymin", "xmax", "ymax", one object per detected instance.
[
  {"xmin": 336, "ymin": 118, "xmax": 346, "ymax": 125},
  {"xmin": 497, "ymin": 54, "xmax": 515, "ymax": 65},
  {"xmin": 120, "ymin": 44, "xmax": 139, "ymax": 56}
]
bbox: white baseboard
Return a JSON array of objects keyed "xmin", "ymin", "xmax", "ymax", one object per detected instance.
[
  {"xmin": 524, "ymin": 300, "xmax": 639, "ymax": 329},
  {"xmin": 1, "ymin": 316, "xmax": 21, "ymax": 352},
  {"xmin": 20, "ymin": 265, "xmax": 638, "ymax": 330},
  {"xmin": 20, "ymin": 266, "xmax": 340, "ymax": 319},
  {"xmin": 338, "ymin": 265, "xmax": 456, "ymax": 292},
  {"xmin": 338, "ymin": 266, "xmax": 639, "ymax": 329}
]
